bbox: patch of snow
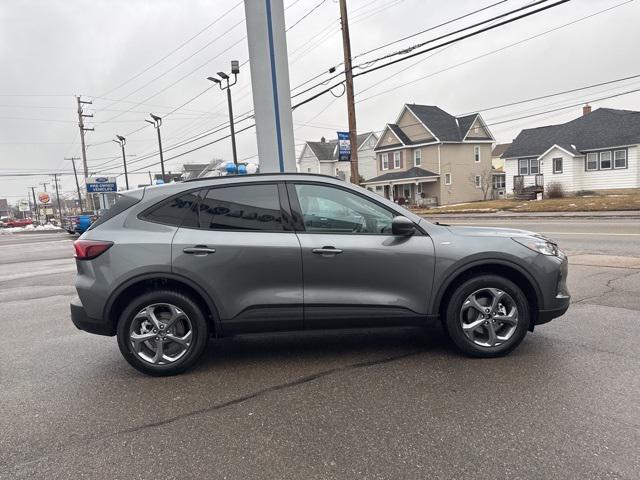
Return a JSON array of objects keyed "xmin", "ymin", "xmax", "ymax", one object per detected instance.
[{"xmin": 0, "ymin": 224, "xmax": 63, "ymax": 234}]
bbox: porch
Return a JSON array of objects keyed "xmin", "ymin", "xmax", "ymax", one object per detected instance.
[{"xmin": 363, "ymin": 167, "xmax": 441, "ymax": 207}]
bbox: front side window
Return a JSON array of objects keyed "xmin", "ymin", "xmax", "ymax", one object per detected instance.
[
  {"xmin": 414, "ymin": 149, "xmax": 421, "ymax": 166},
  {"xmin": 553, "ymin": 157, "xmax": 563, "ymax": 174},
  {"xmin": 529, "ymin": 158, "xmax": 540, "ymax": 175},
  {"xmin": 519, "ymin": 159, "xmax": 529, "ymax": 175},
  {"xmin": 394, "ymin": 151, "xmax": 401, "ymax": 168},
  {"xmin": 199, "ymin": 184, "xmax": 284, "ymax": 231},
  {"xmin": 586, "ymin": 152, "xmax": 598, "ymax": 171},
  {"xmin": 382, "ymin": 153, "xmax": 389, "ymax": 170},
  {"xmin": 445, "ymin": 173, "xmax": 452, "ymax": 185},
  {"xmin": 294, "ymin": 183, "xmax": 394, "ymax": 234},
  {"xmin": 474, "ymin": 146, "xmax": 481, "ymax": 162},
  {"xmin": 614, "ymin": 150, "xmax": 627, "ymax": 169},
  {"xmin": 600, "ymin": 151, "xmax": 612, "ymax": 169},
  {"xmin": 474, "ymin": 175, "xmax": 481, "ymax": 188},
  {"xmin": 143, "ymin": 191, "xmax": 200, "ymax": 227}
]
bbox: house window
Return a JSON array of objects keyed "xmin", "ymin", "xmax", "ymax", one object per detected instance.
[
  {"xmin": 553, "ymin": 157, "xmax": 563, "ymax": 174},
  {"xmin": 382, "ymin": 153, "xmax": 389, "ymax": 170},
  {"xmin": 474, "ymin": 175, "xmax": 481, "ymax": 188},
  {"xmin": 445, "ymin": 173, "xmax": 452, "ymax": 185},
  {"xmin": 529, "ymin": 158, "xmax": 540, "ymax": 175},
  {"xmin": 394, "ymin": 151, "xmax": 401, "ymax": 168},
  {"xmin": 417, "ymin": 183, "xmax": 422, "ymax": 193},
  {"xmin": 614, "ymin": 150, "xmax": 627, "ymax": 169},
  {"xmin": 307, "ymin": 167, "xmax": 312, "ymax": 173},
  {"xmin": 414, "ymin": 149, "xmax": 421, "ymax": 166},
  {"xmin": 518, "ymin": 158, "xmax": 529, "ymax": 175},
  {"xmin": 474, "ymin": 146, "xmax": 481, "ymax": 162},
  {"xmin": 600, "ymin": 151, "xmax": 612, "ymax": 169},
  {"xmin": 586, "ymin": 152, "xmax": 598, "ymax": 171},
  {"xmin": 492, "ymin": 175, "xmax": 505, "ymax": 189}
]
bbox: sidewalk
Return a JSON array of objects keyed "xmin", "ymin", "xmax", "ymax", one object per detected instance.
[{"xmin": 419, "ymin": 210, "xmax": 640, "ymax": 220}]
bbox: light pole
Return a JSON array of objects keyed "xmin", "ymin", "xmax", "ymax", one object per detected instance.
[
  {"xmin": 146, "ymin": 113, "xmax": 166, "ymax": 180},
  {"xmin": 207, "ymin": 60, "xmax": 240, "ymax": 165},
  {"xmin": 113, "ymin": 135, "xmax": 129, "ymax": 190}
]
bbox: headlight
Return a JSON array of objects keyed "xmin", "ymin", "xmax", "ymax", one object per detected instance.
[{"xmin": 512, "ymin": 236, "xmax": 559, "ymax": 256}]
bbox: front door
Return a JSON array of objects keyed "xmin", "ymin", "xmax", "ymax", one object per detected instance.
[
  {"xmin": 172, "ymin": 182, "xmax": 303, "ymax": 334},
  {"xmin": 288, "ymin": 182, "xmax": 435, "ymax": 329}
]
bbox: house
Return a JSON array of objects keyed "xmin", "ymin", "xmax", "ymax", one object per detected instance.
[
  {"xmin": 492, "ymin": 143, "xmax": 510, "ymax": 170},
  {"xmin": 298, "ymin": 132, "xmax": 379, "ymax": 182},
  {"xmin": 502, "ymin": 106, "xmax": 640, "ymax": 195},
  {"xmin": 490, "ymin": 144, "xmax": 509, "ymax": 199},
  {"xmin": 363, "ymin": 104, "xmax": 495, "ymax": 206}
]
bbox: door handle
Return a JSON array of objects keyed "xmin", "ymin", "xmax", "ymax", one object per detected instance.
[
  {"xmin": 312, "ymin": 246, "xmax": 343, "ymax": 255},
  {"xmin": 183, "ymin": 246, "xmax": 216, "ymax": 255}
]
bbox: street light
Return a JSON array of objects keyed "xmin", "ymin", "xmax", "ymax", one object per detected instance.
[
  {"xmin": 113, "ymin": 135, "xmax": 129, "ymax": 190},
  {"xmin": 145, "ymin": 114, "xmax": 166, "ymax": 180},
  {"xmin": 207, "ymin": 60, "xmax": 240, "ymax": 165}
]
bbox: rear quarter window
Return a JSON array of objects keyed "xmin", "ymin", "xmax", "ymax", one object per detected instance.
[
  {"xmin": 88, "ymin": 191, "xmax": 143, "ymax": 230},
  {"xmin": 141, "ymin": 191, "xmax": 200, "ymax": 227}
]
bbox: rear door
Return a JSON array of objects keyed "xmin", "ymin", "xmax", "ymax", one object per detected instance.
[
  {"xmin": 288, "ymin": 182, "xmax": 436, "ymax": 329},
  {"xmin": 171, "ymin": 182, "xmax": 303, "ymax": 334}
]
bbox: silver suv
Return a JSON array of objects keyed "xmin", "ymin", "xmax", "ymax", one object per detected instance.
[{"xmin": 70, "ymin": 174, "xmax": 569, "ymax": 376}]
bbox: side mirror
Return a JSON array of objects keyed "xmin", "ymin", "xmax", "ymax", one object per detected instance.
[{"xmin": 392, "ymin": 216, "xmax": 415, "ymax": 236}]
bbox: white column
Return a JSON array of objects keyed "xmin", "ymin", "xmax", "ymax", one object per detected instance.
[{"xmin": 244, "ymin": 0, "xmax": 296, "ymax": 172}]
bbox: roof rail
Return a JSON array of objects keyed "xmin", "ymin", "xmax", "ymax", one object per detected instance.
[{"xmin": 182, "ymin": 172, "xmax": 340, "ymax": 183}]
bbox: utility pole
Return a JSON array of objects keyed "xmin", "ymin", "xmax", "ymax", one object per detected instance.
[
  {"xmin": 207, "ymin": 60, "xmax": 240, "ymax": 165},
  {"xmin": 148, "ymin": 171, "xmax": 153, "ymax": 185},
  {"xmin": 52, "ymin": 174, "xmax": 63, "ymax": 224},
  {"xmin": 146, "ymin": 114, "xmax": 166, "ymax": 181},
  {"xmin": 39, "ymin": 182, "xmax": 50, "ymax": 192},
  {"xmin": 114, "ymin": 135, "xmax": 129, "ymax": 189},
  {"xmin": 76, "ymin": 96, "xmax": 95, "ymax": 209},
  {"xmin": 339, "ymin": 0, "xmax": 359, "ymax": 184},
  {"xmin": 30, "ymin": 187, "xmax": 39, "ymax": 224},
  {"xmin": 66, "ymin": 157, "xmax": 83, "ymax": 212}
]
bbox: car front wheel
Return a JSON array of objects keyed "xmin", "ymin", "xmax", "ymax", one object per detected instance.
[
  {"xmin": 116, "ymin": 290, "xmax": 209, "ymax": 376},
  {"xmin": 444, "ymin": 275, "xmax": 530, "ymax": 357}
]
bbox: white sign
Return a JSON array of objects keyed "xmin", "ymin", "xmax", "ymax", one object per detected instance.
[{"xmin": 18, "ymin": 200, "xmax": 30, "ymax": 212}]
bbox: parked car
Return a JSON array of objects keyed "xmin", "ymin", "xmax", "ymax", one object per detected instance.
[
  {"xmin": 70, "ymin": 174, "xmax": 570, "ymax": 376},
  {"xmin": 63, "ymin": 212, "xmax": 97, "ymax": 235},
  {"xmin": 4, "ymin": 218, "xmax": 33, "ymax": 228}
]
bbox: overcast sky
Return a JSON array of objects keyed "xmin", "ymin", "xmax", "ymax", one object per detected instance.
[{"xmin": 1, "ymin": 0, "xmax": 639, "ymax": 202}]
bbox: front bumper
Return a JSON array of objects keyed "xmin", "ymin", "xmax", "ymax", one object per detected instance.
[
  {"xmin": 534, "ymin": 253, "xmax": 570, "ymax": 325},
  {"xmin": 70, "ymin": 296, "xmax": 114, "ymax": 336}
]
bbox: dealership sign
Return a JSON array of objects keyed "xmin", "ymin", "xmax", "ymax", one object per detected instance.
[
  {"xmin": 337, "ymin": 131, "xmax": 351, "ymax": 161},
  {"xmin": 87, "ymin": 176, "xmax": 117, "ymax": 193}
]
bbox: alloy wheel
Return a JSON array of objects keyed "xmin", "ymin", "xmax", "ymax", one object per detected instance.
[
  {"xmin": 128, "ymin": 303, "xmax": 193, "ymax": 365},
  {"xmin": 459, "ymin": 288, "xmax": 519, "ymax": 348}
]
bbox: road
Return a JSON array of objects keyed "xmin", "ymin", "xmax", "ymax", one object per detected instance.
[{"xmin": 1, "ymin": 220, "xmax": 639, "ymax": 480}]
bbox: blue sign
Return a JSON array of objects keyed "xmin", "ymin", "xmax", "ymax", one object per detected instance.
[
  {"xmin": 87, "ymin": 176, "xmax": 117, "ymax": 193},
  {"xmin": 337, "ymin": 131, "xmax": 351, "ymax": 161}
]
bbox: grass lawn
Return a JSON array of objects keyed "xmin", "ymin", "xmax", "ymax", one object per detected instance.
[{"xmin": 412, "ymin": 189, "xmax": 640, "ymax": 214}]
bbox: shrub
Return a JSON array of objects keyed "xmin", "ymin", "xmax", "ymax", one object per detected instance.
[
  {"xmin": 575, "ymin": 190, "xmax": 597, "ymax": 197},
  {"xmin": 546, "ymin": 182, "xmax": 565, "ymax": 198}
]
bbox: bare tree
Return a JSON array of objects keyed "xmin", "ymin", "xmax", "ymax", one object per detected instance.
[{"xmin": 468, "ymin": 165, "xmax": 493, "ymax": 201}]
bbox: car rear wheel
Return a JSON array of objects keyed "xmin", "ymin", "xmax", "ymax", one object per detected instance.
[
  {"xmin": 444, "ymin": 275, "xmax": 529, "ymax": 357},
  {"xmin": 117, "ymin": 290, "xmax": 209, "ymax": 376}
]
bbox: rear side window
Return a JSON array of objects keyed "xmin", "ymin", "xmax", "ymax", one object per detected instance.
[
  {"xmin": 88, "ymin": 191, "xmax": 143, "ymax": 230},
  {"xmin": 199, "ymin": 184, "xmax": 284, "ymax": 231},
  {"xmin": 143, "ymin": 191, "xmax": 200, "ymax": 227}
]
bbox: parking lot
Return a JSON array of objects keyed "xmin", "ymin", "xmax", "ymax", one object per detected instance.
[{"xmin": 1, "ymin": 218, "xmax": 639, "ymax": 479}]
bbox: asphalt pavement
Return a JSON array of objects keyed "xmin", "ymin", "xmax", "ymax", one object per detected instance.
[{"xmin": 1, "ymin": 219, "xmax": 639, "ymax": 480}]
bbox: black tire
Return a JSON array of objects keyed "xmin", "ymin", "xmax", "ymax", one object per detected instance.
[
  {"xmin": 444, "ymin": 274, "xmax": 530, "ymax": 358},
  {"xmin": 117, "ymin": 289, "xmax": 210, "ymax": 376}
]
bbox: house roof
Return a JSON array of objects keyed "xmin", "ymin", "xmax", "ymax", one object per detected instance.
[
  {"xmin": 492, "ymin": 143, "xmax": 511, "ymax": 158},
  {"xmin": 503, "ymin": 108, "xmax": 640, "ymax": 158},
  {"xmin": 365, "ymin": 166, "xmax": 439, "ymax": 184},
  {"xmin": 306, "ymin": 132, "xmax": 376, "ymax": 161},
  {"xmin": 407, "ymin": 105, "xmax": 489, "ymax": 142},
  {"xmin": 388, "ymin": 124, "xmax": 412, "ymax": 145}
]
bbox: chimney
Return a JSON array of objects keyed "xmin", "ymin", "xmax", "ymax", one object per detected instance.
[
  {"xmin": 583, "ymin": 104, "xmax": 591, "ymax": 116},
  {"xmin": 320, "ymin": 136, "xmax": 326, "ymax": 143}
]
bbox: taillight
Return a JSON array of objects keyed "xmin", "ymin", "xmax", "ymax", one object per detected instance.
[{"xmin": 73, "ymin": 240, "xmax": 113, "ymax": 260}]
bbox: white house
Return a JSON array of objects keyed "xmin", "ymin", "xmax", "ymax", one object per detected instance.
[
  {"xmin": 502, "ymin": 107, "xmax": 640, "ymax": 195},
  {"xmin": 297, "ymin": 132, "xmax": 378, "ymax": 182}
]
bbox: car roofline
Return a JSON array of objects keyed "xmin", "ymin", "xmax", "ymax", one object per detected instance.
[{"xmin": 182, "ymin": 172, "xmax": 339, "ymax": 183}]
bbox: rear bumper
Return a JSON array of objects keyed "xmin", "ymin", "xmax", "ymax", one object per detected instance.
[{"xmin": 70, "ymin": 296, "xmax": 114, "ymax": 336}]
